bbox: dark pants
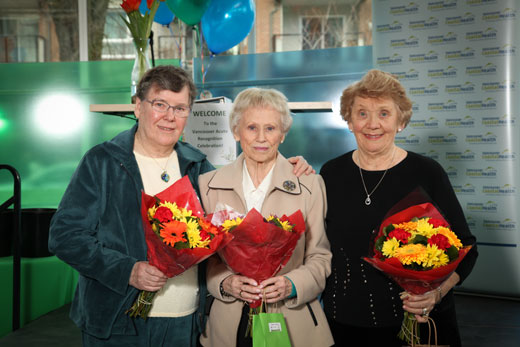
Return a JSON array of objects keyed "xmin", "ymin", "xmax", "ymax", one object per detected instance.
[
  {"xmin": 82, "ymin": 314, "xmax": 197, "ymax": 347},
  {"xmin": 328, "ymin": 318, "xmax": 403, "ymax": 347}
]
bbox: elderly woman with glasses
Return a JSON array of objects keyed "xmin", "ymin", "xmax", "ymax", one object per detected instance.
[
  {"xmin": 198, "ymin": 87, "xmax": 334, "ymax": 347},
  {"xmin": 49, "ymin": 66, "xmax": 313, "ymax": 346}
]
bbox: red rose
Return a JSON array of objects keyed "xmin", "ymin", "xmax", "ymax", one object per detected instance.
[
  {"xmin": 428, "ymin": 234, "xmax": 451, "ymax": 250},
  {"xmin": 154, "ymin": 206, "xmax": 173, "ymax": 223},
  {"xmin": 428, "ymin": 218, "xmax": 448, "ymax": 228},
  {"xmin": 388, "ymin": 228, "xmax": 411, "ymax": 244}
]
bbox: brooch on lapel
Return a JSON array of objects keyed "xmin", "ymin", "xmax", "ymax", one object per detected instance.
[{"xmin": 283, "ymin": 180, "xmax": 296, "ymax": 192}]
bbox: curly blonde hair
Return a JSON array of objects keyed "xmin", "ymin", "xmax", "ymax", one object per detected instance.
[{"xmin": 340, "ymin": 69, "xmax": 413, "ymax": 126}]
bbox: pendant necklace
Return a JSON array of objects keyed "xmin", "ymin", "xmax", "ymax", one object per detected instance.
[
  {"xmin": 358, "ymin": 147, "xmax": 396, "ymax": 206},
  {"xmin": 136, "ymin": 135, "xmax": 173, "ymax": 183}
]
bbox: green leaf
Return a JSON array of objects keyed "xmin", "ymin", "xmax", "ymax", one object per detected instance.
[
  {"xmin": 446, "ymin": 245, "xmax": 459, "ymax": 261},
  {"xmin": 409, "ymin": 234, "xmax": 428, "ymax": 245}
]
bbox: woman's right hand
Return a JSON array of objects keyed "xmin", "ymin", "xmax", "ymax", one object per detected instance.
[
  {"xmin": 222, "ymin": 274, "xmax": 261, "ymax": 303},
  {"xmin": 129, "ymin": 261, "xmax": 168, "ymax": 291}
]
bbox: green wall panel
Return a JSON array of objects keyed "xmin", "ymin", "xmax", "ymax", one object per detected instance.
[{"xmin": 0, "ymin": 59, "xmax": 179, "ymax": 208}]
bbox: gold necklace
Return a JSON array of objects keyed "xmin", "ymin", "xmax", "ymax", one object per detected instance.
[
  {"xmin": 136, "ymin": 134, "xmax": 173, "ymax": 183},
  {"xmin": 357, "ymin": 147, "xmax": 396, "ymax": 206}
]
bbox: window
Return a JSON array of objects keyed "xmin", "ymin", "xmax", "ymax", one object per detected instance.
[{"xmin": 301, "ymin": 16, "xmax": 345, "ymax": 50}]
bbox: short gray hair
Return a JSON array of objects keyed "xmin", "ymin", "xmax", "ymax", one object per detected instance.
[{"xmin": 229, "ymin": 88, "xmax": 293, "ymax": 135}]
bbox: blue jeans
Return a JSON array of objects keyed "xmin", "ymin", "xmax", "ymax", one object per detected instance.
[{"xmin": 82, "ymin": 314, "xmax": 197, "ymax": 347}]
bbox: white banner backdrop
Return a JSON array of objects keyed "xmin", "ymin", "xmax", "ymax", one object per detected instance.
[{"xmin": 373, "ymin": 0, "xmax": 520, "ymax": 296}]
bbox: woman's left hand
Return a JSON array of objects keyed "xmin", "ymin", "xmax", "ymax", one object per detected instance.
[
  {"xmin": 259, "ymin": 276, "xmax": 292, "ymax": 304},
  {"xmin": 401, "ymin": 289, "xmax": 440, "ymax": 323},
  {"xmin": 288, "ymin": 156, "xmax": 315, "ymax": 176}
]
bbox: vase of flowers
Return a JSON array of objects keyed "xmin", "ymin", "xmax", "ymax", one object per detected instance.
[{"xmin": 120, "ymin": 0, "xmax": 161, "ymax": 97}]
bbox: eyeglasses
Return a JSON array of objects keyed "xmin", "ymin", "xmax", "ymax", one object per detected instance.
[{"xmin": 145, "ymin": 99, "xmax": 191, "ymax": 118}]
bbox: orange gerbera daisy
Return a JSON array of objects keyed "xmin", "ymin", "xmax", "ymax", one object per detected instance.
[
  {"xmin": 160, "ymin": 219, "xmax": 187, "ymax": 246},
  {"xmin": 393, "ymin": 244, "xmax": 428, "ymax": 265}
]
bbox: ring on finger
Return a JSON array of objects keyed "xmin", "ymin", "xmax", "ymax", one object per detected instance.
[
  {"xmin": 239, "ymin": 290, "xmax": 244, "ymax": 297},
  {"xmin": 422, "ymin": 307, "xmax": 429, "ymax": 317}
]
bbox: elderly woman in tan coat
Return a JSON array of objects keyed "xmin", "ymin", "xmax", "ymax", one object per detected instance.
[{"xmin": 198, "ymin": 88, "xmax": 333, "ymax": 347}]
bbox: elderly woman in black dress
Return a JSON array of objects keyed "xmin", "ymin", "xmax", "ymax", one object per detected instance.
[{"xmin": 320, "ymin": 69, "xmax": 478, "ymax": 346}]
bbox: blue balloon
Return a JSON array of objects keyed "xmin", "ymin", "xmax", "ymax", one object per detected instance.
[
  {"xmin": 139, "ymin": 0, "xmax": 175, "ymax": 26},
  {"xmin": 201, "ymin": 0, "xmax": 255, "ymax": 54}
]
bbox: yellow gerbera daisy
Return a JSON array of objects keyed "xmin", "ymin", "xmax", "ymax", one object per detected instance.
[
  {"xmin": 423, "ymin": 244, "xmax": 449, "ymax": 268},
  {"xmin": 393, "ymin": 244, "xmax": 428, "ymax": 265},
  {"xmin": 222, "ymin": 217, "xmax": 243, "ymax": 232},
  {"xmin": 416, "ymin": 218, "xmax": 435, "ymax": 238},
  {"xmin": 185, "ymin": 219, "xmax": 210, "ymax": 248},
  {"xmin": 382, "ymin": 238, "xmax": 400, "ymax": 257}
]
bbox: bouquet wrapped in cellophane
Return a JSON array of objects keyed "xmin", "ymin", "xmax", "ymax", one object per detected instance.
[
  {"xmin": 126, "ymin": 176, "xmax": 233, "ymax": 319},
  {"xmin": 364, "ymin": 196, "xmax": 472, "ymax": 345},
  {"xmin": 211, "ymin": 205, "xmax": 305, "ymax": 309}
]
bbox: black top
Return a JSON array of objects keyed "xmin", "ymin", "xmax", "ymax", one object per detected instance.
[{"xmin": 320, "ymin": 150, "xmax": 478, "ymax": 327}]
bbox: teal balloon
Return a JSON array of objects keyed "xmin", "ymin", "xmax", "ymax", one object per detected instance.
[
  {"xmin": 165, "ymin": 0, "xmax": 211, "ymax": 26},
  {"xmin": 139, "ymin": 0, "xmax": 175, "ymax": 26},
  {"xmin": 201, "ymin": 0, "xmax": 255, "ymax": 54}
]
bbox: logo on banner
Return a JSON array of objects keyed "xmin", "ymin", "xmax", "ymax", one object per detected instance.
[
  {"xmin": 452, "ymin": 183, "xmax": 476, "ymax": 194},
  {"xmin": 445, "ymin": 47, "xmax": 475, "ymax": 60},
  {"xmin": 428, "ymin": 133, "xmax": 457, "ymax": 144},
  {"xmin": 395, "ymin": 133, "xmax": 420, "ymax": 145},
  {"xmin": 482, "ymin": 44, "xmax": 516, "ymax": 56},
  {"xmin": 409, "ymin": 117, "xmax": 439, "ymax": 128},
  {"xmin": 482, "ymin": 8, "xmax": 516, "ymax": 22},
  {"xmin": 467, "ymin": 201, "xmax": 498, "ymax": 212},
  {"xmin": 445, "ymin": 166, "xmax": 458, "ymax": 178},
  {"xmin": 376, "ymin": 53, "xmax": 403, "ymax": 65},
  {"xmin": 482, "ymin": 218, "xmax": 516, "ymax": 230},
  {"xmin": 482, "ymin": 184, "xmax": 516, "ymax": 195},
  {"xmin": 424, "ymin": 150, "xmax": 440, "ymax": 160},
  {"xmin": 445, "ymin": 82, "xmax": 475, "ymax": 94},
  {"xmin": 427, "ymin": 32, "xmax": 457, "ymax": 45},
  {"xmin": 482, "ymin": 114, "xmax": 515, "ymax": 127},
  {"xmin": 412, "ymin": 101, "xmax": 419, "ymax": 112},
  {"xmin": 390, "ymin": 35, "xmax": 419, "ymax": 48},
  {"xmin": 392, "ymin": 69, "xmax": 420, "ymax": 80},
  {"xmin": 428, "ymin": 100, "xmax": 457, "ymax": 112},
  {"xmin": 466, "ymin": 98, "xmax": 497, "ymax": 110},
  {"xmin": 410, "ymin": 50, "xmax": 439, "ymax": 63},
  {"xmin": 428, "ymin": 0, "xmax": 457, "ymax": 11},
  {"xmin": 467, "ymin": 0, "xmax": 497, "ymax": 6},
  {"xmin": 446, "ymin": 150, "xmax": 476, "ymax": 161},
  {"xmin": 466, "ymin": 132, "xmax": 497, "ymax": 144},
  {"xmin": 445, "ymin": 115, "xmax": 475, "ymax": 128},
  {"xmin": 445, "ymin": 12, "xmax": 475, "ymax": 25},
  {"xmin": 481, "ymin": 149, "xmax": 516, "ymax": 161},
  {"xmin": 390, "ymin": 3, "xmax": 419, "ymax": 15},
  {"xmin": 428, "ymin": 66, "xmax": 457, "ymax": 78},
  {"xmin": 409, "ymin": 17, "xmax": 439, "ymax": 30},
  {"xmin": 466, "ymin": 166, "xmax": 497, "ymax": 178},
  {"xmin": 466, "ymin": 215, "xmax": 477, "ymax": 230},
  {"xmin": 481, "ymin": 81, "xmax": 515, "ymax": 92},
  {"xmin": 466, "ymin": 27, "xmax": 497, "ymax": 41},
  {"xmin": 466, "ymin": 62, "xmax": 497, "ymax": 75},
  {"xmin": 376, "ymin": 21, "xmax": 403, "ymax": 33},
  {"xmin": 410, "ymin": 84, "xmax": 439, "ymax": 96}
]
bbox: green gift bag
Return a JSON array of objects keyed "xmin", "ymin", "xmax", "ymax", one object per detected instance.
[{"xmin": 252, "ymin": 312, "xmax": 292, "ymax": 347}]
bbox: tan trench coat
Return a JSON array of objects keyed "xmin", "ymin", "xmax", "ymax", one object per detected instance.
[{"xmin": 199, "ymin": 153, "xmax": 334, "ymax": 347}]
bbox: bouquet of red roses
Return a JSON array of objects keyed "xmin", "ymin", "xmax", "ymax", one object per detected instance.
[
  {"xmin": 211, "ymin": 205, "xmax": 305, "ymax": 309},
  {"xmin": 364, "ymin": 201, "xmax": 472, "ymax": 344},
  {"xmin": 126, "ymin": 176, "xmax": 233, "ymax": 319}
]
